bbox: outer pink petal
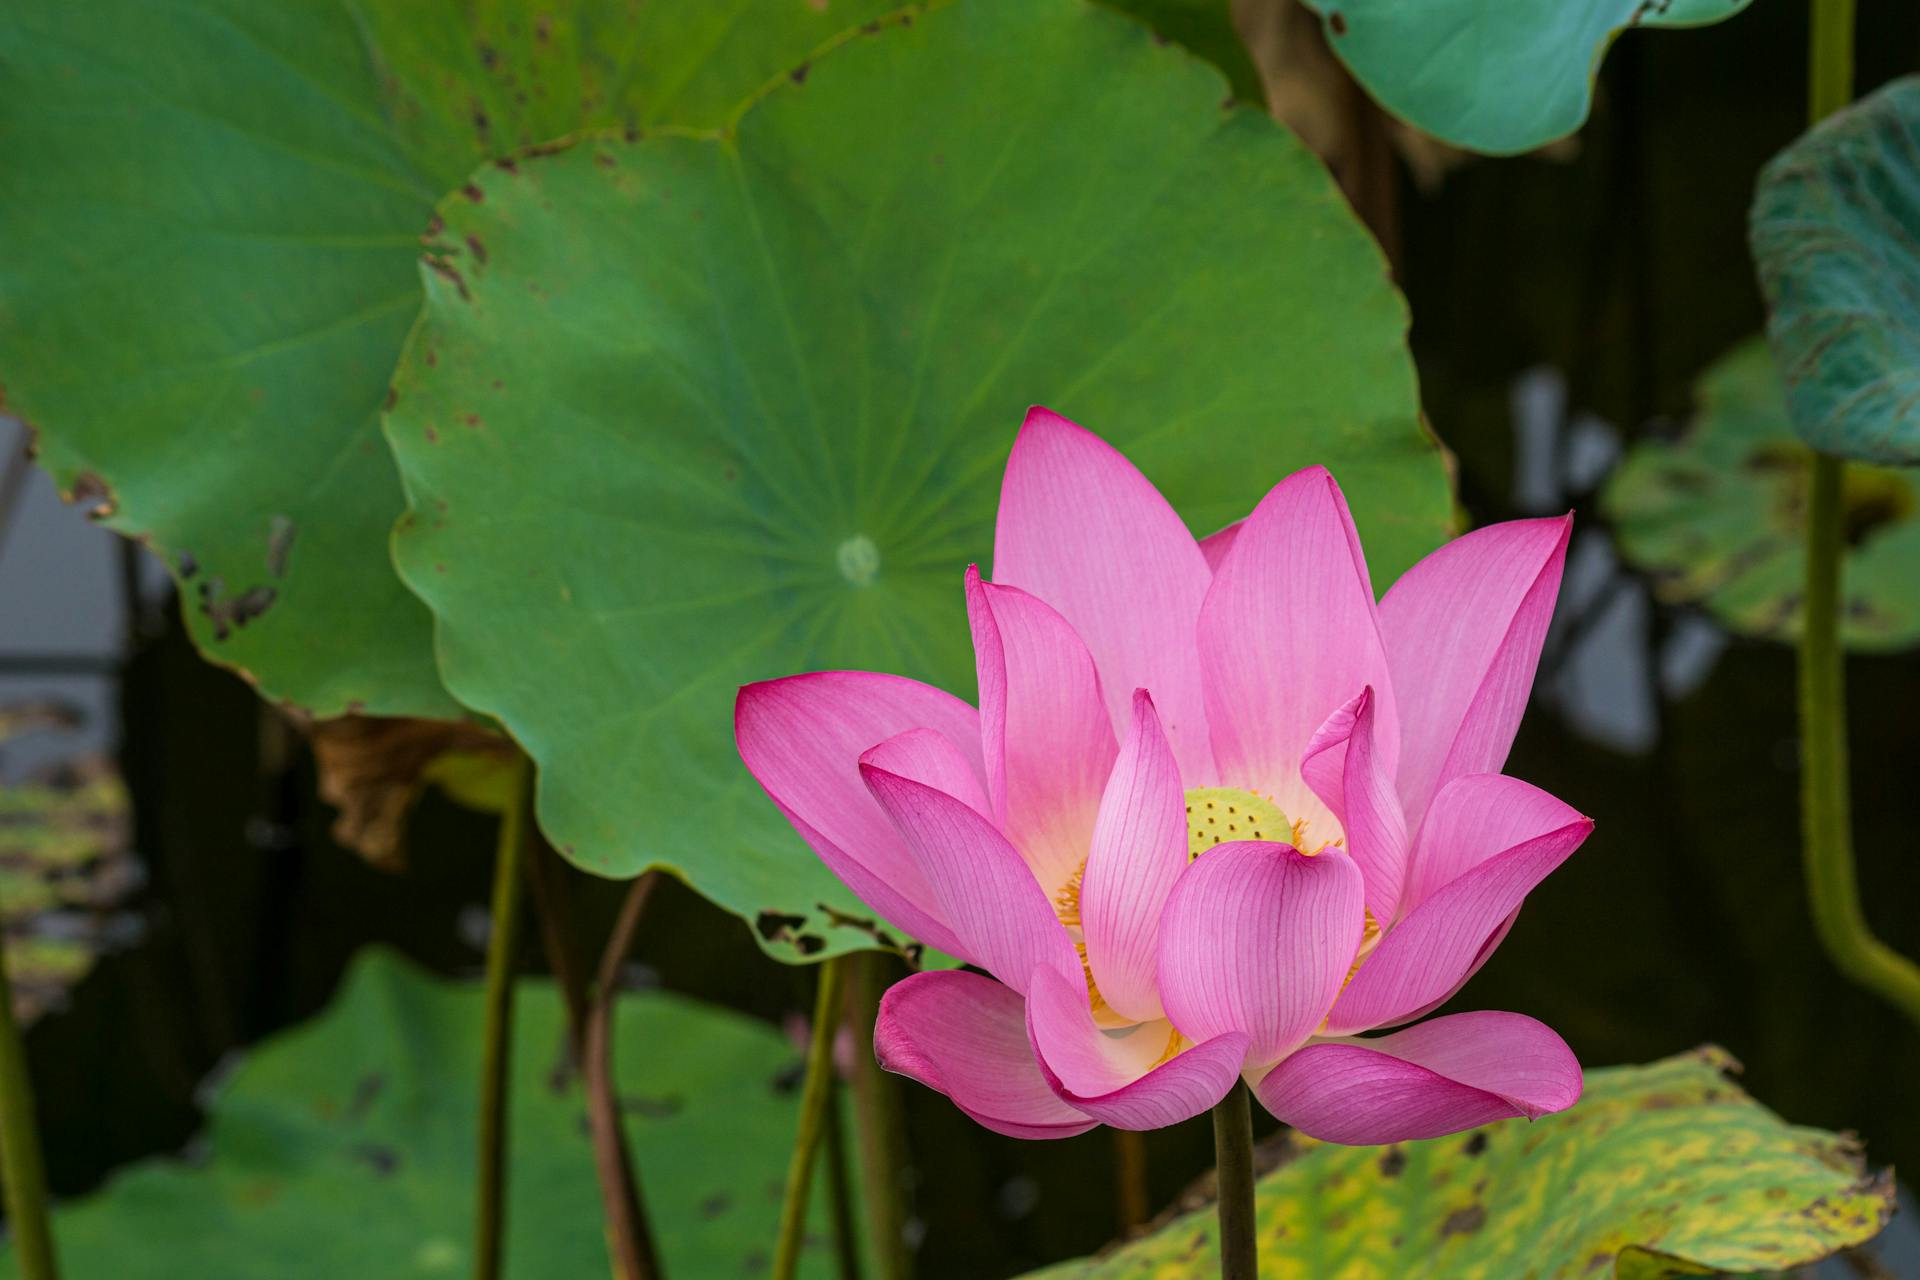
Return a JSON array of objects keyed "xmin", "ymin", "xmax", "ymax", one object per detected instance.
[
  {"xmin": 1325, "ymin": 818, "xmax": 1593, "ymax": 1034},
  {"xmin": 861, "ymin": 763, "xmax": 1082, "ymax": 995},
  {"xmin": 876, "ymin": 970, "xmax": 1095, "ymax": 1139},
  {"xmin": 967, "ymin": 570, "xmax": 1117, "ymax": 896},
  {"xmin": 1300, "ymin": 688, "xmax": 1410, "ymax": 924},
  {"xmin": 1024, "ymin": 965, "xmax": 1248, "ymax": 1130},
  {"xmin": 1198, "ymin": 466, "xmax": 1398, "ymax": 812},
  {"xmin": 1080, "ymin": 691, "xmax": 1189, "ymax": 1024},
  {"xmin": 860, "ymin": 728, "xmax": 992, "ymax": 818},
  {"xmin": 992, "ymin": 408, "xmax": 1216, "ymax": 778},
  {"xmin": 1157, "ymin": 841, "xmax": 1366, "ymax": 1065},
  {"xmin": 736, "ymin": 673, "xmax": 981, "ymax": 957},
  {"xmin": 1253, "ymin": 1011, "xmax": 1582, "ymax": 1144},
  {"xmin": 1380, "ymin": 517, "xmax": 1571, "ymax": 833},
  {"xmin": 1403, "ymin": 774, "xmax": 1587, "ymax": 914}
]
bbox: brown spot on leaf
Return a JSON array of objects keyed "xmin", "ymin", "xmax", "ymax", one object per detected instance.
[
  {"xmin": 425, "ymin": 255, "xmax": 472, "ymax": 301},
  {"xmin": 1329, "ymin": 11, "xmax": 1349, "ymax": 34},
  {"xmin": 790, "ymin": 62, "xmax": 810, "ymax": 85},
  {"xmin": 68, "ymin": 470, "xmax": 116, "ymax": 519},
  {"xmin": 1462, "ymin": 1132, "xmax": 1488, "ymax": 1157},
  {"xmin": 462, "ymin": 182, "xmax": 485, "ymax": 202},
  {"xmin": 464, "ymin": 234, "xmax": 488, "ymax": 265},
  {"xmin": 699, "ymin": 1192, "xmax": 732, "ymax": 1219},
  {"xmin": 352, "ymin": 1144, "xmax": 400, "ymax": 1175},
  {"xmin": 1438, "ymin": 1205, "xmax": 1485, "ymax": 1238},
  {"xmin": 1378, "ymin": 1148, "xmax": 1406, "ymax": 1178}
]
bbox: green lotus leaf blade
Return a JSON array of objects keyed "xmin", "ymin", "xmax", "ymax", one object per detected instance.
[
  {"xmin": 1752, "ymin": 75, "xmax": 1920, "ymax": 466},
  {"xmin": 0, "ymin": 949, "xmax": 846, "ymax": 1278},
  {"xmin": 1299, "ymin": 0, "xmax": 1753, "ymax": 155},
  {"xmin": 0, "ymin": 0, "xmax": 895, "ymax": 717},
  {"xmin": 1022, "ymin": 1049, "xmax": 1894, "ymax": 1279},
  {"xmin": 1603, "ymin": 338, "xmax": 1920, "ymax": 650},
  {"xmin": 1095, "ymin": 0, "xmax": 1265, "ymax": 104},
  {"xmin": 383, "ymin": 0, "xmax": 1452, "ymax": 959}
]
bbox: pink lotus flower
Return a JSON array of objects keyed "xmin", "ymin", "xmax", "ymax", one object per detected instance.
[{"xmin": 736, "ymin": 410, "xmax": 1590, "ymax": 1143}]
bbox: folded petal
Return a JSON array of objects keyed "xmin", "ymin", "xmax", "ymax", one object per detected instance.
[
  {"xmin": 862, "ymin": 762, "xmax": 1082, "ymax": 994},
  {"xmin": 1157, "ymin": 841, "xmax": 1366, "ymax": 1065},
  {"xmin": 860, "ymin": 727, "xmax": 991, "ymax": 818},
  {"xmin": 1080, "ymin": 691, "xmax": 1189, "ymax": 1024},
  {"xmin": 1300, "ymin": 688, "xmax": 1410, "ymax": 924},
  {"xmin": 967, "ymin": 570, "xmax": 1117, "ymax": 896},
  {"xmin": 1024, "ymin": 964, "xmax": 1247, "ymax": 1130},
  {"xmin": 1326, "ymin": 817, "xmax": 1592, "ymax": 1034},
  {"xmin": 736, "ymin": 673, "xmax": 981, "ymax": 957},
  {"xmin": 1199, "ymin": 466, "xmax": 1398, "ymax": 813},
  {"xmin": 876, "ymin": 970, "xmax": 1095, "ymax": 1140},
  {"xmin": 1380, "ymin": 517, "xmax": 1571, "ymax": 833},
  {"xmin": 993, "ymin": 408, "xmax": 1215, "ymax": 778},
  {"xmin": 1253, "ymin": 1011, "xmax": 1582, "ymax": 1144},
  {"xmin": 1403, "ymin": 774, "xmax": 1587, "ymax": 914}
]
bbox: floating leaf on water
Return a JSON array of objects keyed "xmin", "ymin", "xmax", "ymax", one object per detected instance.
[
  {"xmin": 1022, "ymin": 1047, "xmax": 1894, "ymax": 1279},
  {"xmin": 0, "ymin": 949, "xmax": 849, "ymax": 1278},
  {"xmin": 1604, "ymin": 339, "xmax": 1920, "ymax": 651}
]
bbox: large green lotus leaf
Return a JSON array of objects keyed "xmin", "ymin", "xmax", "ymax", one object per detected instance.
[
  {"xmin": 1604, "ymin": 339, "xmax": 1920, "ymax": 651},
  {"xmin": 383, "ymin": 0, "xmax": 1451, "ymax": 958},
  {"xmin": 0, "ymin": 0, "xmax": 894, "ymax": 717},
  {"xmin": 1022, "ymin": 1048, "xmax": 1894, "ymax": 1279},
  {"xmin": 1097, "ymin": 0, "xmax": 1264, "ymax": 104},
  {"xmin": 1752, "ymin": 75, "xmax": 1920, "ymax": 467},
  {"xmin": 0, "ymin": 949, "xmax": 845, "ymax": 1278},
  {"xmin": 1298, "ymin": 0, "xmax": 1753, "ymax": 155}
]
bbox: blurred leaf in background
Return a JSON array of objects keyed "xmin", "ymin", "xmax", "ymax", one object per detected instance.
[
  {"xmin": 0, "ymin": 0, "xmax": 897, "ymax": 718},
  {"xmin": 1753, "ymin": 74, "xmax": 1920, "ymax": 467},
  {"xmin": 1604, "ymin": 339, "xmax": 1920, "ymax": 651},
  {"xmin": 0, "ymin": 949, "xmax": 848, "ymax": 1278},
  {"xmin": 0, "ymin": 703, "xmax": 141, "ymax": 1026},
  {"xmin": 382, "ymin": 0, "xmax": 1453, "ymax": 958},
  {"xmin": 1024, "ymin": 1048, "xmax": 1894, "ymax": 1279},
  {"xmin": 1297, "ymin": 0, "xmax": 1755, "ymax": 155}
]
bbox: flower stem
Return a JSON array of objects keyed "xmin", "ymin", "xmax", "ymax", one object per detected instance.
[
  {"xmin": 1799, "ymin": 455, "xmax": 1920, "ymax": 1030},
  {"xmin": 822, "ymin": 1086, "xmax": 862, "ymax": 1280},
  {"xmin": 1211, "ymin": 1081, "xmax": 1257, "ymax": 1280},
  {"xmin": 587, "ymin": 873, "xmax": 664, "ymax": 1280},
  {"xmin": 773, "ymin": 957, "xmax": 848, "ymax": 1280},
  {"xmin": 845, "ymin": 953, "xmax": 911, "ymax": 1280},
  {"xmin": 1113, "ymin": 1129, "xmax": 1149, "ymax": 1233},
  {"xmin": 0, "ymin": 933, "xmax": 56, "ymax": 1280},
  {"xmin": 475, "ymin": 752, "xmax": 531, "ymax": 1280}
]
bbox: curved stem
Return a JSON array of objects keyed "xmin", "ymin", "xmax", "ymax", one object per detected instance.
[
  {"xmin": 1799, "ymin": 455, "xmax": 1920, "ymax": 1029},
  {"xmin": 1211, "ymin": 1081, "xmax": 1256, "ymax": 1280},
  {"xmin": 475, "ymin": 753, "xmax": 532, "ymax": 1280},
  {"xmin": 587, "ymin": 873, "xmax": 665, "ymax": 1280},
  {"xmin": 0, "ymin": 935, "xmax": 57, "ymax": 1280},
  {"xmin": 773, "ymin": 958, "xmax": 848, "ymax": 1280}
]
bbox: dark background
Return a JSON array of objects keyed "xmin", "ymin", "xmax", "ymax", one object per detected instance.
[{"xmin": 4, "ymin": 1, "xmax": 1920, "ymax": 1276}]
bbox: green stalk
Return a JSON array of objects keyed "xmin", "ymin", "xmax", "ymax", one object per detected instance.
[
  {"xmin": 1210, "ymin": 1081, "xmax": 1256, "ymax": 1280},
  {"xmin": 1113, "ymin": 1129, "xmax": 1149, "ymax": 1234},
  {"xmin": 0, "ymin": 935, "xmax": 57, "ymax": 1280},
  {"xmin": 1799, "ymin": 456, "xmax": 1920, "ymax": 1028},
  {"xmin": 475, "ymin": 753, "xmax": 532, "ymax": 1280},
  {"xmin": 1807, "ymin": 0, "xmax": 1855, "ymax": 123},
  {"xmin": 846, "ymin": 953, "xmax": 911, "ymax": 1280},
  {"xmin": 773, "ymin": 958, "xmax": 848, "ymax": 1280}
]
